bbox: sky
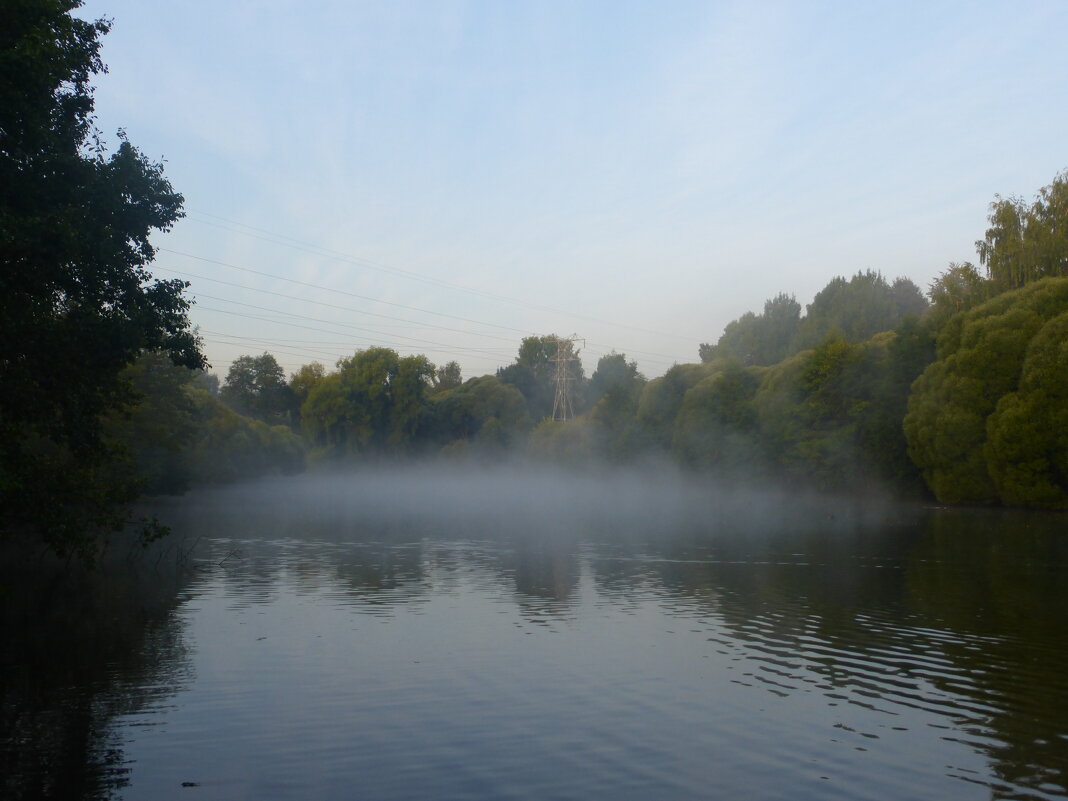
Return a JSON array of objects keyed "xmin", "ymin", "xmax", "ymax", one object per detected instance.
[{"xmin": 76, "ymin": 0, "xmax": 1068, "ymax": 381}]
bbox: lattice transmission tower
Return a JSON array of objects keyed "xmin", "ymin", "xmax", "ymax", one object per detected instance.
[{"xmin": 550, "ymin": 334, "xmax": 583, "ymax": 422}]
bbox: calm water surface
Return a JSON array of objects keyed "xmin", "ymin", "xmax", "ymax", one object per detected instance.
[{"xmin": 3, "ymin": 467, "xmax": 1067, "ymax": 800}]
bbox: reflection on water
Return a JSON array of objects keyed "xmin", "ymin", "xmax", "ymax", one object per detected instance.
[
  {"xmin": 2, "ymin": 468, "xmax": 1067, "ymax": 800},
  {"xmin": 0, "ymin": 538, "xmax": 196, "ymax": 800}
]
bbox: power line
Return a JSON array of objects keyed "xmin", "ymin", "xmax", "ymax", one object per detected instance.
[
  {"xmin": 160, "ymin": 250, "xmax": 681, "ymax": 364},
  {"xmin": 158, "ymin": 265, "xmax": 522, "ymax": 345},
  {"xmin": 193, "ymin": 305, "xmax": 512, "ymax": 366},
  {"xmin": 182, "ymin": 208, "xmax": 701, "ymax": 342},
  {"xmin": 199, "ymin": 338, "xmax": 349, "ymax": 366},
  {"xmin": 192, "ymin": 291, "xmax": 520, "ymax": 356},
  {"xmin": 160, "ymin": 248, "xmax": 535, "ymax": 337}
]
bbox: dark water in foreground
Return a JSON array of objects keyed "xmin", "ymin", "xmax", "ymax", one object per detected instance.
[{"xmin": 3, "ymin": 467, "xmax": 1068, "ymax": 800}]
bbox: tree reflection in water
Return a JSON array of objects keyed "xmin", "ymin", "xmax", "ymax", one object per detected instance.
[
  {"xmin": 0, "ymin": 539, "xmax": 195, "ymax": 801},
  {"xmin": 583, "ymin": 508, "xmax": 1068, "ymax": 798},
  {"xmin": 3, "ymin": 473, "xmax": 1066, "ymax": 800}
]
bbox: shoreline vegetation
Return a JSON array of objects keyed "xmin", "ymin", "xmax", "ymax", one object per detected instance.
[
  {"xmin": 2, "ymin": 4, "xmax": 1067, "ymax": 561},
  {"xmin": 114, "ymin": 164, "xmax": 1068, "ymax": 518}
]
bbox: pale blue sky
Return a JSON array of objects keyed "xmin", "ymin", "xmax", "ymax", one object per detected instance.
[{"xmin": 78, "ymin": 0, "xmax": 1068, "ymax": 380}]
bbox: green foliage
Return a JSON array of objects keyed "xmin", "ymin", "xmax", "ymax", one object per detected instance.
[
  {"xmin": 390, "ymin": 354, "xmax": 436, "ymax": 450},
  {"xmin": 496, "ymin": 335, "xmax": 557, "ymax": 421},
  {"xmin": 635, "ymin": 362, "xmax": 717, "ymax": 451},
  {"xmin": 673, "ymin": 361, "xmax": 763, "ymax": 475},
  {"xmin": 859, "ymin": 318, "xmax": 937, "ymax": 491},
  {"xmin": 432, "ymin": 375, "xmax": 531, "ymax": 457},
  {"xmin": 579, "ymin": 353, "xmax": 644, "ymax": 460},
  {"xmin": 739, "ymin": 318, "xmax": 935, "ymax": 494},
  {"xmin": 288, "ymin": 361, "xmax": 325, "ymax": 407},
  {"xmin": 497, "ymin": 335, "xmax": 586, "ymax": 420},
  {"xmin": 526, "ymin": 418, "xmax": 606, "ymax": 466},
  {"xmin": 703, "ymin": 274, "xmax": 926, "ymax": 372},
  {"xmin": 107, "ymin": 353, "xmax": 201, "ymax": 495},
  {"xmin": 220, "ymin": 353, "xmax": 295, "ymax": 426},
  {"xmin": 905, "ymin": 278, "xmax": 1068, "ymax": 505},
  {"xmin": 186, "ymin": 392, "xmax": 305, "ymax": 482},
  {"xmin": 300, "ymin": 373, "xmax": 348, "ymax": 454},
  {"xmin": 795, "ymin": 271, "xmax": 927, "ymax": 350},
  {"xmin": 195, "ymin": 370, "xmax": 221, "ymax": 396},
  {"xmin": 984, "ymin": 311, "xmax": 1068, "ymax": 507},
  {"xmin": 589, "ymin": 352, "xmax": 643, "ymax": 401},
  {"xmin": 300, "ymin": 347, "xmax": 435, "ymax": 458},
  {"xmin": 747, "ymin": 352, "xmax": 812, "ymax": 481},
  {"xmin": 976, "ymin": 172, "xmax": 1068, "ymax": 292},
  {"xmin": 516, "ymin": 335, "xmax": 564, "ymax": 372},
  {"xmin": 701, "ymin": 293, "xmax": 801, "ymax": 365},
  {"xmin": 799, "ymin": 335, "xmax": 860, "ymax": 422},
  {"xmin": 927, "ymin": 262, "xmax": 989, "ymax": 325},
  {"xmin": 589, "ymin": 353, "xmax": 644, "ymax": 419},
  {"xmin": 0, "ymin": 1, "xmax": 203, "ymax": 557},
  {"xmin": 433, "ymin": 360, "xmax": 462, "ymax": 394},
  {"xmin": 106, "ymin": 353, "xmax": 305, "ymax": 492}
]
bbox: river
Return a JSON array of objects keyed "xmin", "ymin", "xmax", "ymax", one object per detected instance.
[{"xmin": 2, "ymin": 466, "xmax": 1067, "ymax": 800}]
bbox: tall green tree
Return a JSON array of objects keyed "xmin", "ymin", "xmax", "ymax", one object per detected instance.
[
  {"xmin": 220, "ymin": 353, "xmax": 295, "ymax": 426},
  {"xmin": 288, "ymin": 361, "xmax": 325, "ymax": 408},
  {"xmin": 301, "ymin": 347, "xmax": 434, "ymax": 457},
  {"xmin": 976, "ymin": 171, "xmax": 1068, "ymax": 292},
  {"xmin": 433, "ymin": 360, "xmax": 463, "ymax": 393},
  {"xmin": 0, "ymin": 1, "xmax": 203, "ymax": 557},
  {"xmin": 588, "ymin": 352, "xmax": 645, "ymax": 432},
  {"xmin": 927, "ymin": 262, "xmax": 989, "ymax": 324},
  {"xmin": 701, "ymin": 293, "xmax": 802, "ymax": 366},
  {"xmin": 795, "ymin": 271, "xmax": 926, "ymax": 350}
]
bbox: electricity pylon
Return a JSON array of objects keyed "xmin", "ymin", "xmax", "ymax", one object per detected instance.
[{"xmin": 550, "ymin": 334, "xmax": 583, "ymax": 421}]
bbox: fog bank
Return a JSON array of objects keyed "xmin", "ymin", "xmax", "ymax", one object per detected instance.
[{"xmin": 156, "ymin": 462, "xmax": 915, "ymax": 546}]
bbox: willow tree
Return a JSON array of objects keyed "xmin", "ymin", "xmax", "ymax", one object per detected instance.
[
  {"xmin": 977, "ymin": 171, "xmax": 1068, "ymax": 292},
  {"xmin": 301, "ymin": 348, "xmax": 434, "ymax": 457}
]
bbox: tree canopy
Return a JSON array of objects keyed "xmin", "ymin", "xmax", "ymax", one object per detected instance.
[
  {"xmin": 795, "ymin": 271, "xmax": 926, "ymax": 350},
  {"xmin": 433, "ymin": 360, "xmax": 462, "ymax": 393},
  {"xmin": 220, "ymin": 353, "xmax": 295, "ymax": 426},
  {"xmin": 977, "ymin": 171, "xmax": 1068, "ymax": 292},
  {"xmin": 432, "ymin": 375, "xmax": 530, "ymax": 456},
  {"xmin": 301, "ymin": 348, "xmax": 435, "ymax": 457},
  {"xmin": 497, "ymin": 335, "xmax": 586, "ymax": 420},
  {"xmin": 905, "ymin": 278, "xmax": 1068, "ymax": 506},
  {"xmin": 700, "ymin": 293, "xmax": 801, "ymax": 366},
  {"xmin": 0, "ymin": 1, "xmax": 203, "ymax": 557},
  {"xmin": 702, "ymin": 273, "xmax": 926, "ymax": 366}
]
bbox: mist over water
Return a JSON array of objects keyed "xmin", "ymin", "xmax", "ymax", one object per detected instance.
[
  {"xmin": 165, "ymin": 462, "xmax": 908, "ymax": 542},
  {"xmin": 5, "ymin": 466, "xmax": 1067, "ymax": 801}
]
